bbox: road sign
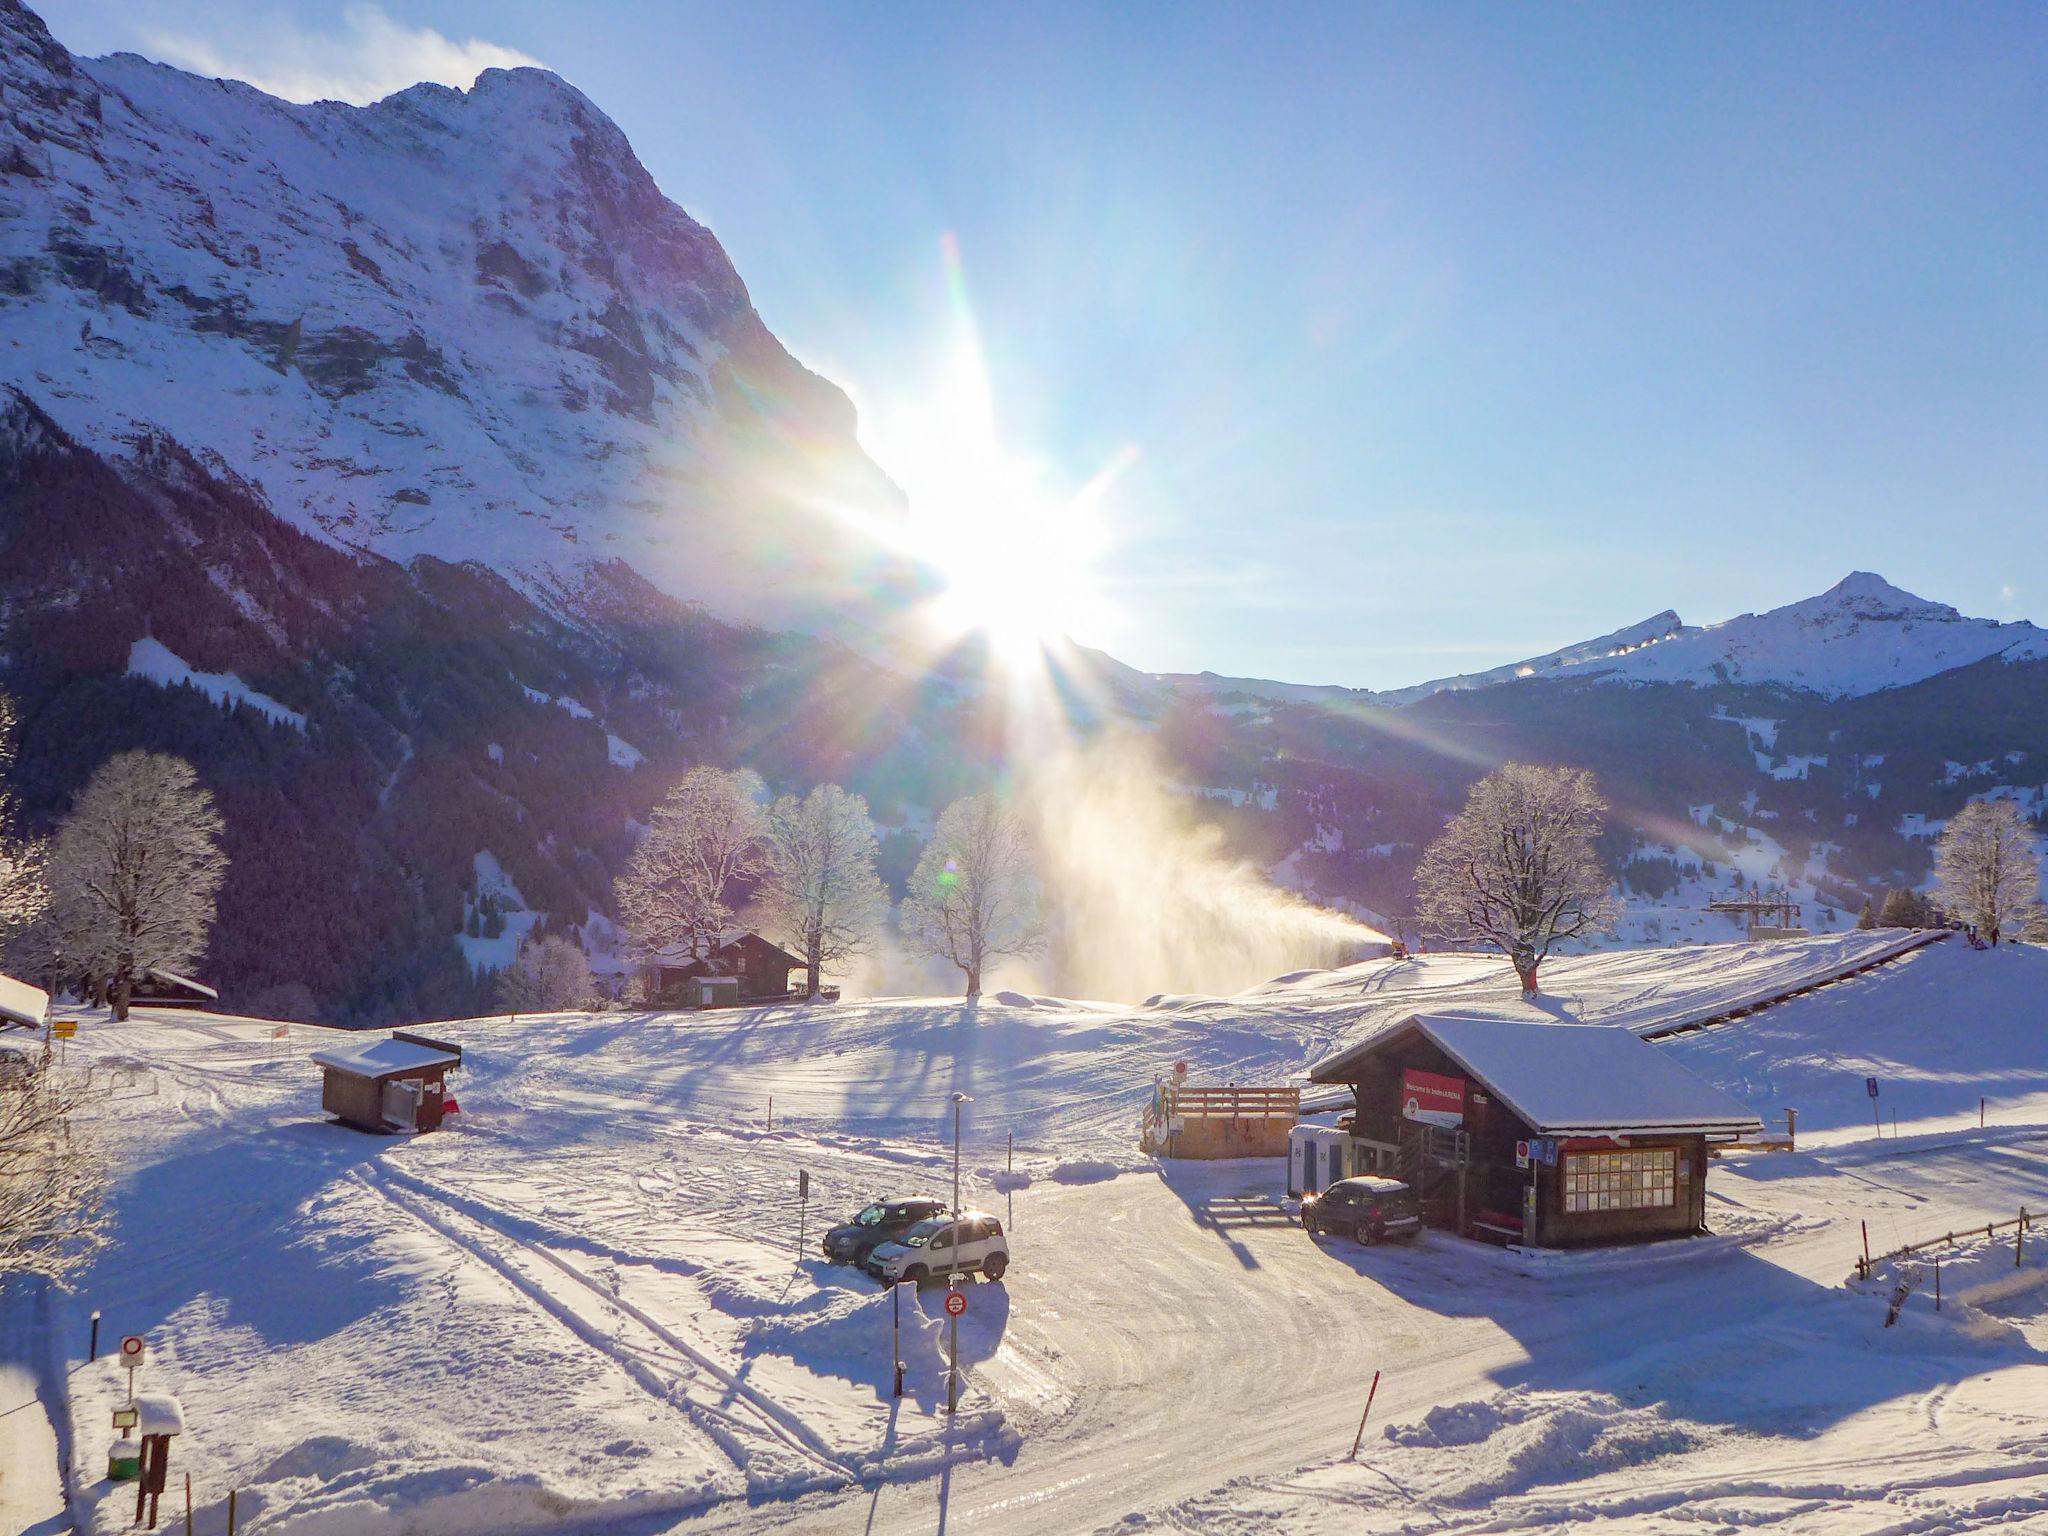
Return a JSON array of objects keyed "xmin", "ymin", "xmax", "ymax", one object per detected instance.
[
  {"xmin": 111, "ymin": 1407, "xmax": 138, "ymax": 1431},
  {"xmin": 51, "ymin": 1019, "xmax": 77, "ymax": 1039},
  {"xmin": 944, "ymin": 1289, "xmax": 967, "ymax": 1317},
  {"xmin": 1514, "ymin": 1139, "xmax": 1530, "ymax": 1170},
  {"xmin": 120, "ymin": 1335, "xmax": 145, "ymax": 1363},
  {"xmin": 798, "ymin": 1169, "xmax": 809, "ymax": 1202},
  {"xmin": 1866, "ymin": 1077, "xmax": 1880, "ymax": 1099}
]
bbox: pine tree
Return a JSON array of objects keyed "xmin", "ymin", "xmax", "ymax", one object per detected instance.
[{"xmin": 1856, "ymin": 898, "xmax": 1876, "ymax": 930}]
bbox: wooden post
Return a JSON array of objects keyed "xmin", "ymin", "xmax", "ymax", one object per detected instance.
[
  {"xmin": 1934, "ymin": 1253, "xmax": 1941, "ymax": 1311},
  {"xmin": 1349, "ymin": 1369, "xmax": 1382, "ymax": 1458},
  {"xmin": 2019, "ymin": 1209, "xmax": 2028, "ymax": 1268},
  {"xmin": 228, "ymin": 1489, "xmax": 237, "ymax": 1536},
  {"xmin": 1860, "ymin": 1219, "xmax": 1870, "ymax": 1279},
  {"xmin": 767, "ymin": 1095, "xmax": 773, "ymax": 1133},
  {"xmin": 185, "ymin": 1472, "xmax": 193, "ymax": 1534},
  {"xmin": 1785, "ymin": 1108, "xmax": 1796, "ymax": 1151},
  {"xmin": 1981, "ymin": 1096, "xmax": 1986, "ymax": 1129}
]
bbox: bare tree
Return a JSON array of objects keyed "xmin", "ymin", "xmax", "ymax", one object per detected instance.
[
  {"xmin": 901, "ymin": 793, "xmax": 1043, "ymax": 998},
  {"xmin": 1415, "ymin": 762, "xmax": 1619, "ymax": 993},
  {"xmin": 758, "ymin": 784, "xmax": 888, "ymax": 998},
  {"xmin": 616, "ymin": 767, "xmax": 767, "ymax": 959},
  {"xmin": 48, "ymin": 752, "xmax": 226, "ymax": 1020},
  {"xmin": 1934, "ymin": 799, "xmax": 2041, "ymax": 945},
  {"xmin": 498, "ymin": 932, "xmax": 595, "ymax": 1012},
  {"xmin": 0, "ymin": 1053, "xmax": 111, "ymax": 1284}
]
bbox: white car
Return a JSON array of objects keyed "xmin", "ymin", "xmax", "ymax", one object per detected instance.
[{"xmin": 865, "ymin": 1210, "xmax": 1010, "ymax": 1284}]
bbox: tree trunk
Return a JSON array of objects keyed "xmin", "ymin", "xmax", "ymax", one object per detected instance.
[
  {"xmin": 965, "ymin": 964, "xmax": 980, "ymax": 999},
  {"xmin": 1516, "ymin": 958, "xmax": 1540, "ymax": 994},
  {"xmin": 111, "ymin": 973, "xmax": 131, "ymax": 1022}
]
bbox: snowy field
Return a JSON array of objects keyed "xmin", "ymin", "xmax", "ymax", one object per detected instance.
[{"xmin": 15, "ymin": 935, "xmax": 2048, "ymax": 1534}]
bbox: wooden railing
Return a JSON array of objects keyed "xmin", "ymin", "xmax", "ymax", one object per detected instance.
[{"xmin": 1856, "ymin": 1207, "xmax": 2034, "ymax": 1280}]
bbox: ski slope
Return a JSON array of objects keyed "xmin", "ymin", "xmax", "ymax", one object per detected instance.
[{"xmin": 21, "ymin": 935, "xmax": 2048, "ymax": 1534}]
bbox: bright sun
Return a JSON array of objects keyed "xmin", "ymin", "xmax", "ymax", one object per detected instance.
[{"xmin": 862, "ymin": 235, "xmax": 1134, "ymax": 664}]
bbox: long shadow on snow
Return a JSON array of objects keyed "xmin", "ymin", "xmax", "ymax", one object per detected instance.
[
  {"xmin": 1299, "ymin": 1223, "xmax": 2043, "ymax": 1438},
  {"xmin": 1153, "ymin": 1158, "xmax": 1299, "ymax": 1272},
  {"xmin": 73, "ymin": 1118, "xmax": 410, "ymax": 1352}
]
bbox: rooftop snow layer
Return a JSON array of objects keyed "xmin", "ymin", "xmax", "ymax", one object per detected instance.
[
  {"xmin": 0, "ymin": 969, "xmax": 49, "ymax": 1028},
  {"xmin": 1408, "ymin": 1015, "xmax": 1762, "ymax": 1135},
  {"xmin": 309, "ymin": 1034, "xmax": 460, "ymax": 1077}
]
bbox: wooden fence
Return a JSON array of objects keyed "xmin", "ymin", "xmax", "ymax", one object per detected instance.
[{"xmin": 1855, "ymin": 1207, "xmax": 2034, "ymax": 1280}]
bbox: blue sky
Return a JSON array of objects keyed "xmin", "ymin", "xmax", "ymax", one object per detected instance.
[{"xmin": 36, "ymin": 1, "xmax": 2048, "ymax": 687}]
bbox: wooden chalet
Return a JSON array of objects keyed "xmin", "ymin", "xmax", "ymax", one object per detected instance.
[
  {"xmin": 129, "ymin": 968, "xmax": 219, "ymax": 1010},
  {"xmin": 643, "ymin": 931, "xmax": 803, "ymax": 1007},
  {"xmin": 312, "ymin": 1031, "xmax": 462, "ymax": 1134},
  {"xmin": 1306, "ymin": 1013, "xmax": 1759, "ymax": 1247}
]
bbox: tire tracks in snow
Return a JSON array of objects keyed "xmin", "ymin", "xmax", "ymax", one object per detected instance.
[{"xmin": 349, "ymin": 1162, "xmax": 856, "ymax": 1496}]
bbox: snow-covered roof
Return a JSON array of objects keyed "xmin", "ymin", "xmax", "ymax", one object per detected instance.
[
  {"xmin": 311, "ymin": 1034, "xmax": 460, "ymax": 1079},
  {"xmin": 143, "ymin": 967, "xmax": 219, "ymax": 1000},
  {"xmin": 133, "ymin": 1394, "xmax": 186, "ymax": 1436},
  {"xmin": 1314, "ymin": 1013, "xmax": 1761, "ymax": 1137},
  {"xmin": 646, "ymin": 931, "xmax": 802, "ymax": 967},
  {"xmin": 0, "ymin": 971, "xmax": 49, "ymax": 1029}
]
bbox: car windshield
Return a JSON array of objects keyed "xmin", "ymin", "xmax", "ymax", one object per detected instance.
[
  {"xmin": 855, "ymin": 1205, "xmax": 886, "ymax": 1226},
  {"xmin": 901, "ymin": 1220, "xmax": 946, "ymax": 1247}
]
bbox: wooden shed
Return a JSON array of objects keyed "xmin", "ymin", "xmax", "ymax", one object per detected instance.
[
  {"xmin": 1308, "ymin": 1013, "xmax": 1759, "ymax": 1247},
  {"xmin": 312, "ymin": 1031, "xmax": 462, "ymax": 1134}
]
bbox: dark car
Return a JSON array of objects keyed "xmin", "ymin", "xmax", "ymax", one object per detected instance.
[
  {"xmin": 820, "ymin": 1196, "xmax": 949, "ymax": 1265},
  {"xmin": 1301, "ymin": 1175, "xmax": 1423, "ymax": 1245}
]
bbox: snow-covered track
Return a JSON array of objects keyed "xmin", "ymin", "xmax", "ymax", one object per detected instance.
[{"xmin": 351, "ymin": 1163, "xmax": 856, "ymax": 1494}]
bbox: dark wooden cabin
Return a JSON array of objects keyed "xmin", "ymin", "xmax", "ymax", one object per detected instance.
[
  {"xmin": 1307, "ymin": 1013, "xmax": 1759, "ymax": 1247},
  {"xmin": 129, "ymin": 968, "xmax": 218, "ymax": 1010},
  {"xmin": 644, "ymin": 932, "xmax": 803, "ymax": 1006},
  {"xmin": 312, "ymin": 1031, "xmax": 463, "ymax": 1134}
]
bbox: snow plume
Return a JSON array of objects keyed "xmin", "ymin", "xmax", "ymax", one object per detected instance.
[
  {"xmin": 140, "ymin": 5, "xmax": 543, "ymax": 106},
  {"xmin": 1021, "ymin": 733, "xmax": 1385, "ymax": 1001}
]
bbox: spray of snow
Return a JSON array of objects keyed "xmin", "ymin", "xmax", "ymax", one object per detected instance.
[{"xmin": 1019, "ymin": 732, "xmax": 1386, "ymax": 1001}]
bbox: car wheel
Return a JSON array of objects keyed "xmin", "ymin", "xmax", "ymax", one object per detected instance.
[
  {"xmin": 906, "ymin": 1265, "xmax": 929, "ymax": 1287},
  {"xmin": 983, "ymin": 1254, "xmax": 1007, "ymax": 1281},
  {"xmin": 1359, "ymin": 1225, "xmax": 1380, "ymax": 1247}
]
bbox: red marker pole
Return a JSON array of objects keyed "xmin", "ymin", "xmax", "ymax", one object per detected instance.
[{"xmin": 1349, "ymin": 1369, "xmax": 1382, "ymax": 1459}]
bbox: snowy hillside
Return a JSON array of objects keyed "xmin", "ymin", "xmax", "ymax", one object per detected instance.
[
  {"xmin": 0, "ymin": 0, "xmax": 916, "ymax": 635},
  {"xmin": 25, "ymin": 935, "xmax": 2048, "ymax": 1533}
]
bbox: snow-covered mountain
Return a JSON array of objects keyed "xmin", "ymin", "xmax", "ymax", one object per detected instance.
[
  {"xmin": 0, "ymin": 0, "xmax": 919, "ymax": 636},
  {"xmin": 3, "ymin": 0, "xmax": 2043, "ymax": 1023}
]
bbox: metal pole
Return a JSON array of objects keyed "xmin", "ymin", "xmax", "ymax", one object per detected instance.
[
  {"xmin": 953, "ymin": 1101, "xmax": 962, "ymax": 1212},
  {"xmin": 1006, "ymin": 1130, "xmax": 1013, "ymax": 1175},
  {"xmin": 892, "ymin": 1283, "xmax": 903, "ymax": 1398},
  {"xmin": 947, "ymin": 1281, "xmax": 959, "ymax": 1415},
  {"xmin": 227, "ymin": 1489, "xmax": 236, "ymax": 1536},
  {"xmin": 1935, "ymin": 1254, "xmax": 1941, "ymax": 1311},
  {"xmin": 185, "ymin": 1471, "xmax": 192, "ymax": 1535},
  {"xmin": 89, "ymin": 1310, "xmax": 100, "ymax": 1362}
]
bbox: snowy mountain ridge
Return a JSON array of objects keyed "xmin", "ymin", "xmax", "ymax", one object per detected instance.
[{"xmin": 0, "ymin": 0, "xmax": 917, "ymax": 636}]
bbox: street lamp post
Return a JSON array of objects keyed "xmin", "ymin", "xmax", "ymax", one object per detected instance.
[{"xmin": 952, "ymin": 1092, "xmax": 972, "ymax": 1212}]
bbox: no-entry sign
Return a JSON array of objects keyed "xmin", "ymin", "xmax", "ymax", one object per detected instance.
[
  {"xmin": 120, "ymin": 1335, "xmax": 145, "ymax": 1363},
  {"xmin": 944, "ymin": 1290, "xmax": 967, "ymax": 1317}
]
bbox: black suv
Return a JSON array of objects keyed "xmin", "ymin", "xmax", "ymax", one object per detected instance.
[
  {"xmin": 1301, "ymin": 1175, "xmax": 1423, "ymax": 1245},
  {"xmin": 820, "ymin": 1196, "xmax": 949, "ymax": 1265}
]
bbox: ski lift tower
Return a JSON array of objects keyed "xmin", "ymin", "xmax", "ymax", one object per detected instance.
[{"xmin": 1706, "ymin": 890, "xmax": 1806, "ymax": 939}]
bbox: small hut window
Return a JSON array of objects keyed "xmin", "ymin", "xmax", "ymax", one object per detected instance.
[{"xmin": 1562, "ymin": 1148, "xmax": 1676, "ymax": 1213}]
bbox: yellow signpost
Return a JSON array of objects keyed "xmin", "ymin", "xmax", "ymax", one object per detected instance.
[{"xmin": 51, "ymin": 1019, "xmax": 78, "ymax": 1039}]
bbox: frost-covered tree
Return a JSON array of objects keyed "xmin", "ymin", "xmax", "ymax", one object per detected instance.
[
  {"xmin": 2022, "ymin": 907, "xmax": 2048, "ymax": 945},
  {"xmin": 901, "ymin": 793, "xmax": 1043, "ymax": 999},
  {"xmin": 1855, "ymin": 898, "xmax": 1876, "ymax": 930},
  {"xmin": 497, "ymin": 932, "xmax": 595, "ymax": 1013},
  {"xmin": 616, "ymin": 767, "xmax": 766, "ymax": 957},
  {"xmin": 759, "ymin": 784, "xmax": 888, "ymax": 998},
  {"xmin": 1415, "ymin": 762, "xmax": 1619, "ymax": 994},
  {"xmin": 1933, "ymin": 799, "xmax": 2041, "ymax": 945},
  {"xmin": 0, "ymin": 1054, "xmax": 111, "ymax": 1284},
  {"xmin": 48, "ymin": 752, "xmax": 226, "ymax": 1020},
  {"xmin": 0, "ymin": 692, "xmax": 47, "ymax": 949}
]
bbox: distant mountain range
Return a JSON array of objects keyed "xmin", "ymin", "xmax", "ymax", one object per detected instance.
[{"xmin": 4, "ymin": 0, "xmax": 2043, "ymax": 1019}]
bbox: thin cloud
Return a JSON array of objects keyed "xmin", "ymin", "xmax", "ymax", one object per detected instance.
[{"xmin": 141, "ymin": 4, "xmax": 544, "ymax": 106}]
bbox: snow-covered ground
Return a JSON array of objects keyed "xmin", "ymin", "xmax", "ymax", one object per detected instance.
[{"xmin": 17, "ymin": 936, "xmax": 2048, "ymax": 1533}]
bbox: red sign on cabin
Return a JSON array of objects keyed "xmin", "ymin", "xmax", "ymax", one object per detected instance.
[{"xmin": 1401, "ymin": 1068, "xmax": 1466, "ymax": 1128}]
